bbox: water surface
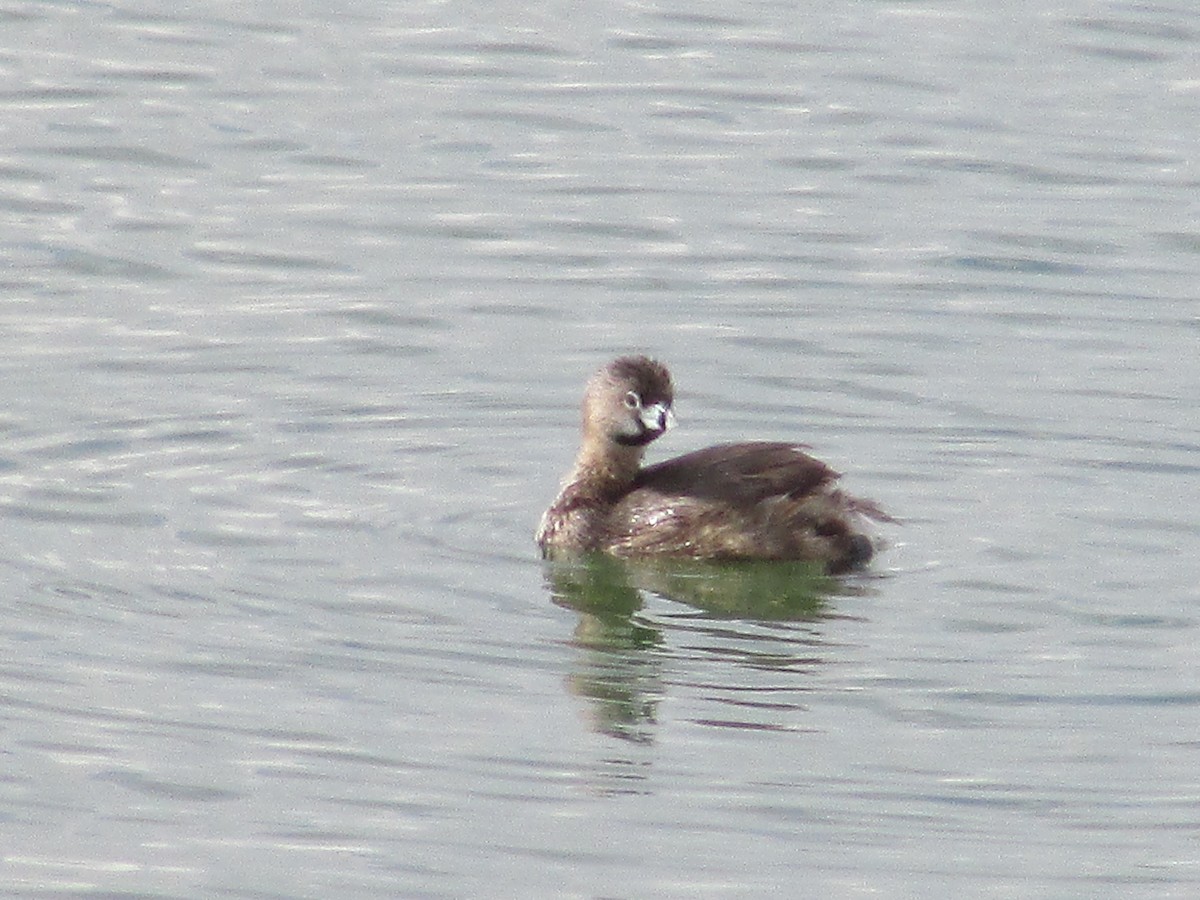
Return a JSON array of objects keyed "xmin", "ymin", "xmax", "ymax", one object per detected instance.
[{"xmin": 1, "ymin": 1, "xmax": 1198, "ymax": 896}]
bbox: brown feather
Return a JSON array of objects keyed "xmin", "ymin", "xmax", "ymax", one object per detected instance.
[{"xmin": 537, "ymin": 358, "xmax": 890, "ymax": 573}]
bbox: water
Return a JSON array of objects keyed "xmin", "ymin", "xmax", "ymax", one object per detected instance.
[{"xmin": 2, "ymin": 0, "xmax": 1198, "ymax": 896}]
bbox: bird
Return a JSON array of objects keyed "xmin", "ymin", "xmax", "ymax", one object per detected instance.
[{"xmin": 536, "ymin": 355, "xmax": 890, "ymax": 574}]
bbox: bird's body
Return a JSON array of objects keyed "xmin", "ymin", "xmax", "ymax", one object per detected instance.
[{"xmin": 537, "ymin": 356, "xmax": 888, "ymax": 574}]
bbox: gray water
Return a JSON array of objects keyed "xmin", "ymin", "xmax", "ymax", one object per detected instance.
[{"xmin": 2, "ymin": 1, "xmax": 1198, "ymax": 897}]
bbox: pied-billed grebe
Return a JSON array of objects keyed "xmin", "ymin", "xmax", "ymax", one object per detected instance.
[{"xmin": 536, "ymin": 355, "xmax": 890, "ymax": 573}]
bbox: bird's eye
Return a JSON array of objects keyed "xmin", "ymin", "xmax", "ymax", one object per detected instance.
[{"xmin": 623, "ymin": 391, "xmax": 641, "ymax": 409}]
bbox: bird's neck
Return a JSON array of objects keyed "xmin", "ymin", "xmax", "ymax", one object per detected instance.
[{"xmin": 569, "ymin": 433, "xmax": 645, "ymax": 497}]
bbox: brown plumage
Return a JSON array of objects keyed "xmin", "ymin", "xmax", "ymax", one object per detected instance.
[{"xmin": 536, "ymin": 356, "xmax": 890, "ymax": 573}]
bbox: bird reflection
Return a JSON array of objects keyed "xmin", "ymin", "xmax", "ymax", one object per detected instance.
[{"xmin": 544, "ymin": 555, "xmax": 846, "ymax": 746}]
